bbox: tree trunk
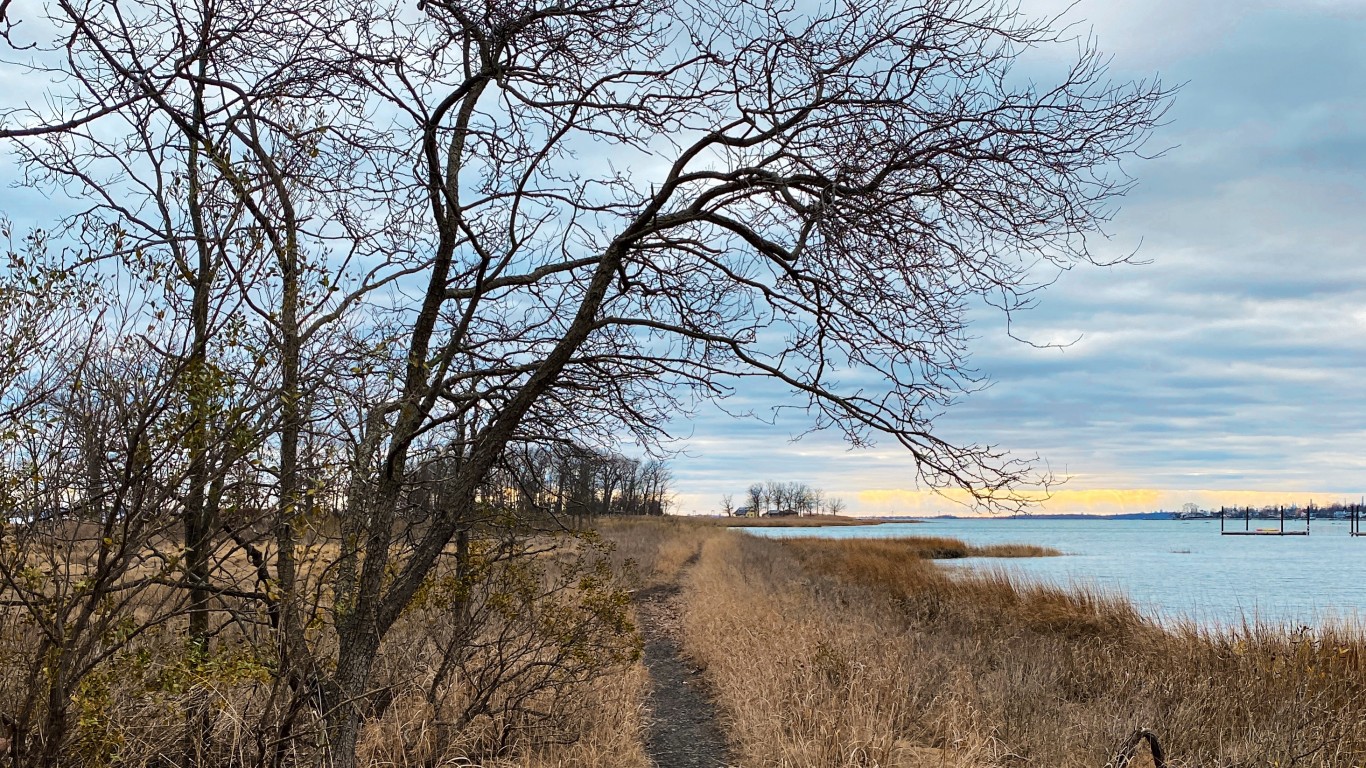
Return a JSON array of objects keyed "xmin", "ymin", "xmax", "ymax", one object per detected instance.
[
  {"xmin": 322, "ymin": 621, "xmax": 382, "ymax": 768},
  {"xmin": 183, "ymin": 33, "xmax": 216, "ymax": 761}
]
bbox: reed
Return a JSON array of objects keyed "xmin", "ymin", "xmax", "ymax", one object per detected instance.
[{"xmin": 665, "ymin": 527, "xmax": 1366, "ymax": 768}]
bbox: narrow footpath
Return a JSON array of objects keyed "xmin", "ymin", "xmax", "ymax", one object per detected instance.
[{"xmin": 634, "ymin": 573, "xmax": 732, "ymax": 768}]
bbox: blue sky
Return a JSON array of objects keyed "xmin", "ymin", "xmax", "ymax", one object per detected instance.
[
  {"xmin": 668, "ymin": 0, "xmax": 1366, "ymax": 516},
  {"xmin": 5, "ymin": 0, "xmax": 1364, "ymax": 518}
]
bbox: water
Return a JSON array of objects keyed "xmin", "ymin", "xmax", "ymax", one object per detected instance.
[{"xmin": 740, "ymin": 518, "xmax": 1366, "ymax": 629}]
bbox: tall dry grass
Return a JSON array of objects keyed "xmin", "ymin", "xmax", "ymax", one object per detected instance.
[
  {"xmin": 357, "ymin": 661, "xmax": 650, "ymax": 768},
  {"xmin": 595, "ymin": 516, "xmax": 719, "ymax": 587},
  {"xmin": 679, "ymin": 530, "xmax": 1366, "ymax": 768},
  {"xmin": 0, "ymin": 527, "xmax": 651, "ymax": 768},
  {"xmin": 680, "ymin": 533, "xmax": 919, "ymax": 767},
  {"xmin": 811, "ymin": 535, "xmax": 1062, "ymax": 560}
]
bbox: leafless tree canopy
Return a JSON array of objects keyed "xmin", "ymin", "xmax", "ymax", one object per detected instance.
[{"xmin": 0, "ymin": 0, "xmax": 1169, "ymax": 763}]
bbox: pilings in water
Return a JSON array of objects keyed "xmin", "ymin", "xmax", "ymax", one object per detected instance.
[
  {"xmin": 1218, "ymin": 505, "xmax": 1309, "ymax": 536},
  {"xmin": 1216, "ymin": 504, "xmax": 1366, "ymax": 536}
]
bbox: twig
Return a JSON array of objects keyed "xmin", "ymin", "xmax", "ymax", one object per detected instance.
[{"xmin": 1108, "ymin": 728, "xmax": 1166, "ymax": 768}]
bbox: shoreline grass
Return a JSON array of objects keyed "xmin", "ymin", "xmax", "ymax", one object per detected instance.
[
  {"xmin": 793, "ymin": 535, "xmax": 1062, "ymax": 560},
  {"xmin": 597, "ymin": 519, "xmax": 1366, "ymax": 768}
]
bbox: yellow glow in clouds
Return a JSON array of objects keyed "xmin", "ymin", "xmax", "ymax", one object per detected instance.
[{"xmin": 854, "ymin": 488, "xmax": 1356, "ymax": 517}]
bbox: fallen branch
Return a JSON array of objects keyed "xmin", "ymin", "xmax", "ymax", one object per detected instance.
[{"xmin": 1109, "ymin": 728, "xmax": 1166, "ymax": 768}]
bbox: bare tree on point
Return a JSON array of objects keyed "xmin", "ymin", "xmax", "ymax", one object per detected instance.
[{"xmin": 1, "ymin": 0, "xmax": 1170, "ymax": 763}]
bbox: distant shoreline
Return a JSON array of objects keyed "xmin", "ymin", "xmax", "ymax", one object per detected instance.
[
  {"xmin": 709, "ymin": 513, "xmax": 894, "ymax": 527},
  {"xmin": 910, "ymin": 511, "xmax": 1179, "ymax": 521}
]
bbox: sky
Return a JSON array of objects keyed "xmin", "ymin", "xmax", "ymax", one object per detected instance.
[
  {"xmin": 4, "ymin": 0, "xmax": 1365, "ymax": 519},
  {"xmin": 667, "ymin": 0, "xmax": 1366, "ymax": 517}
]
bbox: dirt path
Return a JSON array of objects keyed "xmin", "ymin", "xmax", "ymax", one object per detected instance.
[{"xmin": 634, "ymin": 580, "xmax": 732, "ymax": 768}]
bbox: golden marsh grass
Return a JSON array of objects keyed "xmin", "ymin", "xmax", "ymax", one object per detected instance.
[{"xmin": 598, "ymin": 521, "xmax": 1366, "ymax": 768}]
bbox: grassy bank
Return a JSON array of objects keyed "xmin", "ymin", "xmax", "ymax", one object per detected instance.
[
  {"xmin": 597, "ymin": 519, "xmax": 1366, "ymax": 767},
  {"xmin": 46, "ymin": 514, "xmax": 1356, "ymax": 766},
  {"xmin": 804, "ymin": 535, "xmax": 1062, "ymax": 560}
]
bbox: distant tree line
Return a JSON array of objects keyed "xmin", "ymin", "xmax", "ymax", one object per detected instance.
[
  {"xmin": 721, "ymin": 481, "xmax": 846, "ymax": 517},
  {"xmin": 1211, "ymin": 501, "xmax": 1365, "ymax": 520},
  {"xmin": 496, "ymin": 446, "xmax": 673, "ymax": 523}
]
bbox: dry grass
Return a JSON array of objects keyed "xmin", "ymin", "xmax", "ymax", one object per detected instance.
[
  {"xmin": 595, "ymin": 516, "xmax": 718, "ymax": 587},
  {"xmin": 0, "ymin": 526, "xmax": 651, "ymax": 768},
  {"xmin": 22, "ymin": 514, "xmax": 1366, "ymax": 768},
  {"xmin": 816, "ymin": 535, "xmax": 1061, "ymax": 560},
  {"xmin": 357, "ymin": 662, "xmax": 650, "ymax": 768},
  {"xmin": 668, "ymin": 526, "xmax": 1366, "ymax": 768},
  {"xmin": 679, "ymin": 533, "xmax": 917, "ymax": 766}
]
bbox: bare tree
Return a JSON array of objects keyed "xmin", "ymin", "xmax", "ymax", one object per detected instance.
[
  {"xmin": 639, "ymin": 460, "xmax": 672, "ymax": 516},
  {"xmin": 809, "ymin": 487, "xmax": 826, "ymax": 516},
  {"xmin": 2, "ymin": 0, "xmax": 1169, "ymax": 763},
  {"xmin": 747, "ymin": 484, "xmax": 767, "ymax": 518},
  {"xmin": 721, "ymin": 494, "xmax": 735, "ymax": 517},
  {"xmin": 0, "ymin": 324, "xmax": 207, "ymax": 765},
  {"xmin": 766, "ymin": 481, "xmax": 784, "ymax": 513}
]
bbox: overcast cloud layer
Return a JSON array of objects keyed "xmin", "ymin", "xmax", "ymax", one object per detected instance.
[
  {"xmin": 4, "ymin": 0, "xmax": 1362, "ymax": 517},
  {"xmin": 670, "ymin": 1, "xmax": 1366, "ymax": 516}
]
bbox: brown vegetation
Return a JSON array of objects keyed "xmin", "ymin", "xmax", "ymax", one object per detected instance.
[
  {"xmin": 605, "ymin": 522, "xmax": 1366, "ymax": 768},
  {"xmin": 0, "ymin": 525, "xmax": 650, "ymax": 767},
  {"xmin": 596, "ymin": 517, "xmax": 717, "ymax": 588},
  {"xmin": 15, "ymin": 512, "xmax": 1365, "ymax": 767},
  {"xmin": 802, "ymin": 535, "xmax": 1062, "ymax": 559}
]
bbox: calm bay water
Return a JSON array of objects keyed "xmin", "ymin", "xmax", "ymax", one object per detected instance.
[{"xmin": 742, "ymin": 518, "xmax": 1366, "ymax": 629}]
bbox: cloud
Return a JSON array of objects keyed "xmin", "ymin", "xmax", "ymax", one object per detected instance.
[
  {"xmin": 849, "ymin": 487, "xmax": 1357, "ymax": 517},
  {"xmin": 669, "ymin": 2, "xmax": 1366, "ymax": 517},
  {"xmin": 1022, "ymin": 0, "xmax": 1366, "ymax": 66}
]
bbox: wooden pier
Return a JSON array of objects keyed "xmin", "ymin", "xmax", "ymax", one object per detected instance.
[{"xmin": 1219, "ymin": 506, "xmax": 1309, "ymax": 536}]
